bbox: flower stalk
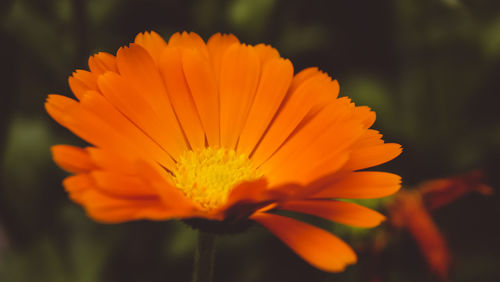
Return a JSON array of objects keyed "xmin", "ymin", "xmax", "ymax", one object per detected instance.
[{"xmin": 192, "ymin": 231, "xmax": 217, "ymax": 282}]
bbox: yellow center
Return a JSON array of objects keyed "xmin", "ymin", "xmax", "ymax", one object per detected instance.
[{"xmin": 172, "ymin": 147, "xmax": 262, "ymax": 210}]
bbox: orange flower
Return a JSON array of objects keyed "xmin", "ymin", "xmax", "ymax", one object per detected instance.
[
  {"xmin": 388, "ymin": 192, "xmax": 451, "ymax": 281},
  {"xmin": 419, "ymin": 170, "xmax": 493, "ymax": 211},
  {"xmin": 385, "ymin": 170, "xmax": 492, "ymax": 281},
  {"xmin": 46, "ymin": 31, "xmax": 402, "ymax": 272}
]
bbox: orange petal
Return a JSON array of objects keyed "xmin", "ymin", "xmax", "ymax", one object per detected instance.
[
  {"xmin": 88, "ymin": 52, "xmax": 118, "ymax": 75},
  {"xmin": 352, "ymin": 105, "xmax": 376, "ymax": 129},
  {"xmin": 287, "ymin": 67, "xmax": 323, "ymax": 95},
  {"xmin": 116, "ymin": 43, "xmax": 188, "ymax": 157},
  {"xmin": 134, "ymin": 159, "xmax": 203, "ymax": 216},
  {"xmin": 81, "ymin": 189, "xmax": 178, "ymax": 223},
  {"xmin": 68, "ymin": 70, "xmax": 98, "ymax": 100},
  {"xmin": 79, "ymin": 90, "xmax": 175, "ymax": 170},
  {"xmin": 350, "ymin": 129, "xmax": 384, "ymax": 148},
  {"xmin": 279, "ymin": 200, "xmax": 386, "ymax": 228},
  {"xmin": 51, "ymin": 145, "xmax": 96, "ymax": 173},
  {"xmin": 45, "ymin": 94, "xmax": 80, "ymax": 126},
  {"xmin": 260, "ymin": 99, "xmax": 364, "ymax": 185},
  {"xmin": 206, "ymin": 33, "xmax": 240, "ymax": 84},
  {"xmin": 388, "ymin": 192, "xmax": 451, "ymax": 280},
  {"xmin": 134, "ymin": 31, "xmax": 168, "ymax": 64},
  {"xmin": 158, "ymin": 46, "xmax": 205, "ymax": 149},
  {"xmin": 251, "ymin": 73, "xmax": 340, "ymax": 166},
  {"xmin": 221, "ymin": 179, "xmax": 316, "ymax": 218},
  {"xmin": 222, "ymin": 178, "xmax": 270, "ymax": 206},
  {"xmin": 97, "ymin": 71, "xmax": 187, "ymax": 160},
  {"xmin": 237, "ymin": 58, "xmax": 293, "ymax": 156},
  {"xmin": 214, "ymin": 178, "xmax": 294, "ymax": 220},
  {"xmin": 251, "ymin": 212, "xmax": 357, "ymax": 272},
  {"xmin": 90, "ymin": 171, "xmax": 158, "ymax": 198},
  {"xmin": 218, "ymin": 44, "xmax": 261, "ymax": 149},
  {"xmin": 182, "ymin": 48, "xmax": 220, "ymax": 147},
  {"xmin": 86, "ymin": 147, "xmax": 135, "ymax": 174},
  {"xmin": 342, "ymin": 143, "xmax": 402, "ymax": 172},
  {"xmin": 419, "ymin": 170, "xmax": 493, "ymax": 211},
  {"xmin": 253, "ymin": 43, "xmax": 280, "ymax": 66},
  {"xmin": 312, "ymin": 171, "xmax": 402, "ymax": 199},
  {"xmin": 64, "ymin": 172, "xmax": 192, "ymax": 223},
  {"xmin": 63, "ymin": 174, "xmax": 94, "ymax": 204},
  {"xmin": 46, "ymin": 95, "xmax": 147, "ymax": 159},
  {"xmin": 168, "ymin": 31, "xmax": 210, "ymax": 59}
]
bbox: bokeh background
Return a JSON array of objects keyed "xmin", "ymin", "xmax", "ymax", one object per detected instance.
[{"xmin": 1, "ymin": 0, "xmax": 500, "ymax": 281}]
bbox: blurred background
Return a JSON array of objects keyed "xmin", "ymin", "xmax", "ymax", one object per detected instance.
[{"xmin": 0, "ymin": 0, "xmax": 499, "ymax": 281}]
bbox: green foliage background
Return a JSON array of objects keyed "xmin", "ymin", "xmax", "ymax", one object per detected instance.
[{"xmin": 0, "ymin": 0, "xmax": 499, "ymax": 281}]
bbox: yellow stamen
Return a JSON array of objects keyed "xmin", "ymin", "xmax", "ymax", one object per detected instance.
[{"xmin": 172, "ymin": 147, "xmax": 262, "ymax": 210}]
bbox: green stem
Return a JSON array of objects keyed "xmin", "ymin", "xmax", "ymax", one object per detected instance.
[{"xmin": 192, "ymin": 231, "xmax": 217, "ymax": 282}]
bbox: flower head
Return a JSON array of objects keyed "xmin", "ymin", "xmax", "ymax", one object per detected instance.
[{"xmin": 46, "ymin": 31, "xmax": 402, "ymax": 272}]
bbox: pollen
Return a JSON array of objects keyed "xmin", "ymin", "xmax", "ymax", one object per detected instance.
[{"xmin": 172, "ymin": 147, "xmax": 262, "ymax": 210}]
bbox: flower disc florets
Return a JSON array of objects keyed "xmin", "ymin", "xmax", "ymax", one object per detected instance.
[{"xmin": 172, "ymin": 147, "xmax": 262, "ymax": 210}]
